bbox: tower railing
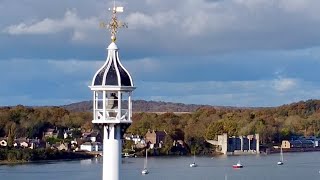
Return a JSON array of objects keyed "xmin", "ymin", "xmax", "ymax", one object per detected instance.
[{"xmin": 94, "ymin": 108, "xmax": 131, "ymax": 123}]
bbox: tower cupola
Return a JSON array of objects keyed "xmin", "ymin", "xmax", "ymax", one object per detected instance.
[
  {"xmin": 89, "ymin": 2, "xmax": 135, "ymax": 124},
  {"xmin": 92, "ymin": 42, "xmax": 133, "ymax": 87}
]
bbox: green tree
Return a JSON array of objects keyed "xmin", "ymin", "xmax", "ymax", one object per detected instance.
[
  {"xmin": 6, "ymin": 122, "xmax": 17, "ymax": 147},
  {"xmin": 161, "ymin": 135, "xmax": 173, "ymax": 155},
  {"xmin": 205, "ymin": 121, "xmax": 224, "ymax": 140}
]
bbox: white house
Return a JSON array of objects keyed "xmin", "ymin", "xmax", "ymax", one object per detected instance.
[
  {"xmin": 0, "ymin": 139, "xmax": 7, "ymax": 147},
  {"xmin": 64, "ymin": 132, "xmax": 69, "ymax": 139},
  {"xmin": 124, "ymin": 134, "xmax": 146, "ymax": 145},
  {"xmin": 56, "ymin": 142, "xmax": 70, "ymax": 151},
  {"xmin": 132, "ymin": 135, "xmax": 142, "ymax": 144},
  {"xmin": 80, "ymin": 142, "xmax": 102, "ymax": 152},
  {"xmin": 82, "ymin": 131, "xmax": 101, "ymax": 143},
  {"xmin": 14, "ymin": 138, "xmax": 30, "ymax": 148},
  {"xmin": 20, "ymin": 141, "xmax": 29, "ymax": 148}
]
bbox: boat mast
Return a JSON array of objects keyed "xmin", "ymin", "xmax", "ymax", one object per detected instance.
[{"xmin": 144, "ymin": 149, "xmax": 148, "ymax": 169}]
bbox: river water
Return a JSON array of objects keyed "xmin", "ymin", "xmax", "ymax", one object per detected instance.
[{"xmin": 1, "ymin": 152, "xmax": 320, "ymax": 180}]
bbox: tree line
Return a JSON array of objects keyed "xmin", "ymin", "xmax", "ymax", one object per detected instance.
[
  {"xmin": 0, "ymin": 105, "xmax": 93, "ymax": 144},
  {"xmin": 2, "ymin": 99, "xmax": 320, "ymax": 154},
  {"xmin": 128, "ymin": 99, "xmax": 320, "ymax": 151}
]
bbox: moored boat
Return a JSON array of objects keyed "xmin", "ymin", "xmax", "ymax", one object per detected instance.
[
  {"xmin": 277, "ymin": 147, "xmax": 284, "ymax": 165},
  {"xmin": 232, "ymin": 161, "xmax": 243, "ymax": 168},
  {"xmin": 189, "ymin": 152, "xmax": 197, "ymax": 167},
  {"xmin": 190, "ymin": 162, "xmax": 197, "ymax": 167},
  {"xmin": 141, "ymin": 168, "xmax": 149, "ymax": 175},
  {"xmin": 141, "ymin": 149, "xmax": 149, "ymax": 175}
]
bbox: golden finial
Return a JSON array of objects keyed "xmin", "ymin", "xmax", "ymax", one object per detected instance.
[{"xmin": 100, "ymin": 1, "xmax": 128, "ymax": 42}]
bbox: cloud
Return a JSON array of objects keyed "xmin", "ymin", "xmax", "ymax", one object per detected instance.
[
  {"xmin": 0, "ymin": 59, "xmax": 97, "ymax": 105},
  {"xmin": 278, "ymin": 0, "xmax": 310, "ymax": 13},
  {"xmin": 2, "ymin": 0, "xmax": 320, "ymax": 59},
  {"xmin": 3, "ymin": 9, "xmax": 98, "ymax": 41},
  {"xmin": 126, "ymin": 11, "xmax": 179, "ymax": 30},
  {"xmin": 0, "ymin": 57, "xmax": 320, "ymax": 107},
  {"xmin": 272, "ymin": 78, "xmax": 298, "ymax": 92},
  {"xmin": 47, "ymin": 59, "xmax": 102, "ymax": 74},
  {"xmin": 118, "ymin": 49, "xmax": 320, "ymax": 84},
  {"xmin": 2, "ymin": 0, "xmax": 320, "ymax": 107},
  {"xmin": 134, "ymin": 78, "xmax": 320, "ymax": 107}
]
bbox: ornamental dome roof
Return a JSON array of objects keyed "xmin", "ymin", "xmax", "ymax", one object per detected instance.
[{"xmin": 91, "ymin": 42, "xmax": 133, "ymax": 87}]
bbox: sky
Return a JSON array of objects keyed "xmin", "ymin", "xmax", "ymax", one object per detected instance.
[{"xmin": 1, "ymin": 0, "xmax": 320, "ymax": 107}]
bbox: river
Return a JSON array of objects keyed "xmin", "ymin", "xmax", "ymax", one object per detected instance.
[{"xmin": 1, "ymin": 152, "xmax": 320, "ymax": 180}]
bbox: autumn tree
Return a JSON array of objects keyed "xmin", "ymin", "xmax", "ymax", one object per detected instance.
[{"xmin": 205, "ymin": 121, "xmax": 224, "ymax": 140}]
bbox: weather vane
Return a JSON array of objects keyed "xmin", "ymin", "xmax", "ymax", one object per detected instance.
[{"xmin": 100, "ymin": 0, "xmax": 128, "ymax": 42}]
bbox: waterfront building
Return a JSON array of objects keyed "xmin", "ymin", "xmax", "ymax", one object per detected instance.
[
  {"xmin": 80, "ymin": 142, "xmax": 103, "ymax": 152},
  {"xmin": 63, "ymin": 130, "xmax": 73, "ymax": 139},
  {"xmin": 63, "ymin": 132, "xmax": 69, "ymax": 139},
  {"xmin": 13, "ymin": 138, "xmax": 29, "ymax": 148},
  {"xmin": 281, "ymin": 140, "xmax": 314, "ymax": 149},
  {"xmin": 281, "ymin": 135, "xmax": 320, "ymax": 149},
  {"xmin": 0, "ymin": 138, "xmax": 7, "ymax": 147},
  {"xmin": 89, "ymin": 2, "xmax": 135, "ymax": 180},
  {"xmin": 43, "ymin": 128, "xmax": 59, "ymax": 138},
  {"xmin": 299, "ymin": 136, "xmax": 320, "ymax": 147},
  {"xmin": 145, "ymin": 130, "xmax": 166, "ymax": 148},
  {"xmin": 124, "ymin": 134, "xmax": 146, "ymax": 145},
  {"xmin": 209, "ymin": 133, "xmax": 260, "ymax": 155},
  {"xmin": 82, "ymin": 131, "xmax": 102, "ymax": 143},
  {"xmin": 52, "ymin": 142, "xmax": 71, "ymax": 151},
  {"xmin": 12, "ymin": 138, "xmax": 43, "ymax": 149}
]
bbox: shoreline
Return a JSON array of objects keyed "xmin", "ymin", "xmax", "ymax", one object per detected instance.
[
  {"xmin": 2, "ymin": 148, "xmax": 320, "ymax": 165},
  {"xmin": 268, "ymin": 147, "xmax": 320, "ymax": 154},
  {"xmin": 0, "ymin": 149, "xmax": 95, "ymax": 166},
  {"xmin": 0, "ymin": 156, "xmax": 94, "ymax": 166}
]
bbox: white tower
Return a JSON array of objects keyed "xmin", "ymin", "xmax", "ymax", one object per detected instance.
[{"xmin": 89, "ymin": 3, "xmax": 135, "ymax": 180}]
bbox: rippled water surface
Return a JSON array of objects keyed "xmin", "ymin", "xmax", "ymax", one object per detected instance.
[{"xmin": 1, "ymin": 152, "xmax": 320, "ymax": 180}]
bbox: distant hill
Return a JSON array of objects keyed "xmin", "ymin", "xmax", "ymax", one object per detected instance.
[
  {"xmin": 60, "ymin": 99, "xmax": 320, "ymax": 113},
  {"xmin": 61, "ymin": 100, "xmax": 214, "ymax": 112}
]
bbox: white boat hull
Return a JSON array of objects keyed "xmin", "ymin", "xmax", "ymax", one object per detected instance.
[
  {"xmin": 141, "ymin": 169, "xmax": 149, "ymax": 174},
  {"xmin": 277, "ymin": 161, "xmax": 283, "ymax": 165},
  {"xmin": 233, "ymin": 161, "xmax": 243, "ymax": 168}
]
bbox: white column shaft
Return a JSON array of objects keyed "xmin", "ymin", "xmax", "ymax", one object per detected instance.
[{"xmin": 103, "ymin": 125, "xmax": 121, "ymax": 180}]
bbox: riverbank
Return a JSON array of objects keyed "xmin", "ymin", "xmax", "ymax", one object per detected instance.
[
  {"xmin": 0, "ymin": 157, "xmax": 95, "ymax": 165},
  {"xmin": 0, "ymin": 160, "xmax": 27, "ymax": 165},
  {"xmin": 268, "ymin": 147, "xmax": 320, "ymax": 154},
  {"xmin": 0, "ymin": 148, "xmax": 94, "ymax": 165}
]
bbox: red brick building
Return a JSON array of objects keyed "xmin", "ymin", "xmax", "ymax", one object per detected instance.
[{"xmin": 145, "ymin": 130, "xmax": 166, "ymax": 148}]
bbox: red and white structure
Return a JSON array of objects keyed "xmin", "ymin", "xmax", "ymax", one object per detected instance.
[{"xmin": 89, "ymin": 2, "xmax": 135, "ymax": 180}]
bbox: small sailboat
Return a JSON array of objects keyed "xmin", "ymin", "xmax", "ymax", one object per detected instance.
[
  {"xmin": 232, "ymin": 160, "xmax": 243, "ymax": 168},
  {"xmin": 189, "ymin": 152, "xmax": 197, "ymax": 167},
  {"xmin": 141, "ymin": 149, "xmax": 149, "ymax": 175},
  {"xmin": 277, "ymin": 147, "xmax": 284, "ymax": 165}
]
